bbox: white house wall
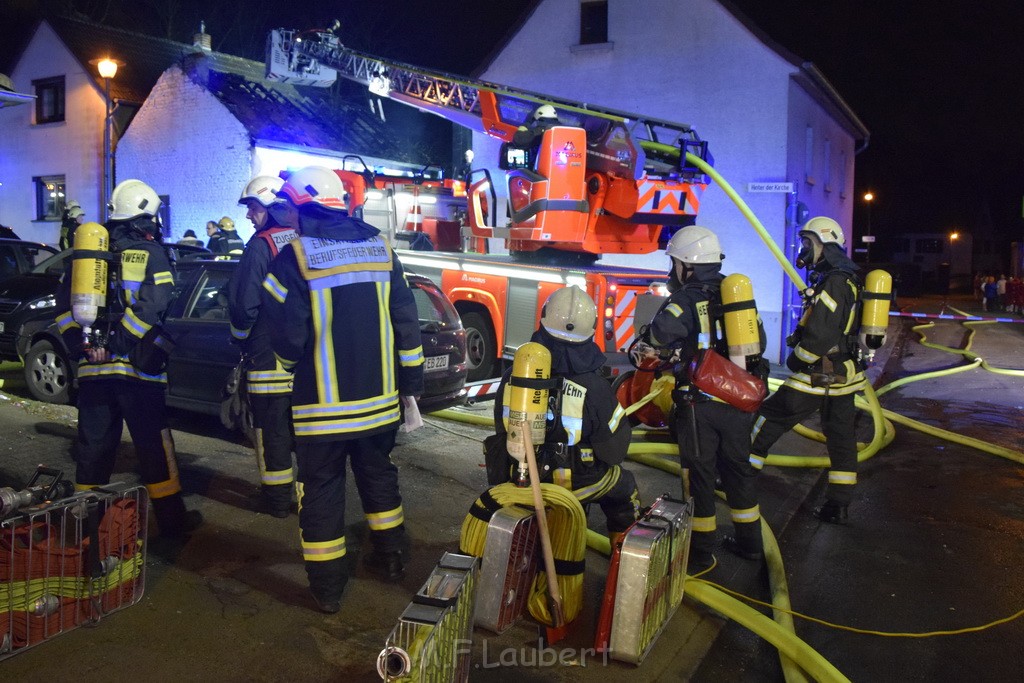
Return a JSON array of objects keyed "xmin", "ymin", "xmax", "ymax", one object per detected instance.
[
  {"xmin": 474, "ymin": 0, "xmax": 859, "ymax": 360},
  {"xmin": 117, "ymin": 66, "xmax": 254, "ymax": 243},
  {"xmin": 0, "ymin": 22, "xmax": 107, "ymax": 244}
]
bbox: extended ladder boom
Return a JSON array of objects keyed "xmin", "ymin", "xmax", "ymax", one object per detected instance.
[{"xmin": 267, "ymin": 27, "xmax": 709, "ymax": 176}]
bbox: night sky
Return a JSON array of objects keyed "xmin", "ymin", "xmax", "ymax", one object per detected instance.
[{"xmin": 4, "ymin": 0, "xmax": 1023, "ymax": 246}]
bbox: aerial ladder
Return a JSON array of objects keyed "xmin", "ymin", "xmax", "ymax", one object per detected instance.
[{"xmin": 266, "ymin": 24, "xmax": 714, "ymax": 261}]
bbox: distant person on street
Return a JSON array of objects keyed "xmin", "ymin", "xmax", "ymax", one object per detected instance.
[
  {"xmin": 177, "ymin": 229, "xmax": 202, "ymax": 247},
  {"xmin": 59, "ymin": 202, "xmax": 85, "ymax": 250},
  {"xmin": 261, "ymin": 166, "xmax": 424, "ymax": 614},
  {"xmin": 996, "ymin": 274, "xmax": 1007, "ymax": 309},
  {"xmin": 749, "ymin": 216, "xmax": 865, "ymax": 524},
  {"xmin": 982, "ymin": 276, "xmax": 997, "ymax": 312}
]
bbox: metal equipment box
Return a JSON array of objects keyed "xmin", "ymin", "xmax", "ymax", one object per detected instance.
[{"xmin": 474, "ymin": 505, "xmax": 539, "ymax": 634}]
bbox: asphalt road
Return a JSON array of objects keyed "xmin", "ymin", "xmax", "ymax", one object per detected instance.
[{"xmin": 0, "ymin": 293, "xmax": 1021, "ymax": 681}]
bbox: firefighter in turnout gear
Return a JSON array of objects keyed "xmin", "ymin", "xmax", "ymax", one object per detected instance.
[
  {"xmin": 749, "ymin": 216, "xmax": 866, "ymax": 524},
  {"xmin": 207, "ymin": 215, "xmax": 245, "ymax": 255},
  {"xmin": 261, "ymin": 166, "xmax": 424, "ymax": 614},
  {"xmin": 641, "ymin": 226, "xmax": 766, "ymax": 572},
  {"xmin": 489, "ymin": 286, "xmax": 639, "ymax": 543},
  {"xmin": 227, "ymin": 175, "xmax": 299, "ymax": 518},
  {"xmin": 55, "ymin": 179, "xmax": 202, "ymax": 538}
]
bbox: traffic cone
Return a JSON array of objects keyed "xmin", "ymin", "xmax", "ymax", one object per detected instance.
[{"xmin": 404, "ymin": 201, "xmax": 424, "ymax": 233}]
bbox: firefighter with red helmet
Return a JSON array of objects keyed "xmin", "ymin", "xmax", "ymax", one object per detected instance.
[
  {"xmin": 261, "ymin": 166, "xmax": 424, "ymax": 614},
  {"xmin": 227, "ymin": 175, "xmax": 298, "ymax": 517},
  {"xmin": 55, "ymin": 179, "xmax": 202, "ymax": 539},
  {"xmin": 487, "ymin": 285, "xmax": 639, "ymax": 543},
  {"xmin": 640, "ymin": 226, "xmax": 767, "ymax": 572},
  {"xmin": 749, "ymin": 216, "xmax": 865, "ymax": 524}
]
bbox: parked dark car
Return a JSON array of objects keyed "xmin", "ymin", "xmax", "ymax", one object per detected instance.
[
  {"xmin": 0, "ymin": 239, "xmax": 58, "ymax": 285},
  {"xmin": 20, "ymin": 255, "xmax": 468, "ymax": 414}
]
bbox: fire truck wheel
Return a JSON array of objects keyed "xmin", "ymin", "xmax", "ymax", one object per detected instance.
[{"xmin": 461, "ymin": 312, "xmax": 496, "ymax": 382}]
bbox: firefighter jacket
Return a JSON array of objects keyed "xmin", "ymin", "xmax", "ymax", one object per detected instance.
[
  {"xmin": 261, "ymin": 213, "xmax": 424, "ymax": 441},
  {"xmin": 494, "ymin": 328, "xmax": 630, "ymax": 468},
  {"xmin": 785, "ymin": 248, "xmax": 866, "ymax": 396},
  {"xmin": 646, "ymin": 266, "xmax": 723, "ymax": 371},
  {"xmin": 55, "ymin": 219, "xmax": 175, "ymax": 384},
  {"xmin": 226, "ymin": 220, "xmax": 298, "ymax": 396},
  {"xmin": 207, "ymin": 229, "xmax": 244, "ymax": 255}
]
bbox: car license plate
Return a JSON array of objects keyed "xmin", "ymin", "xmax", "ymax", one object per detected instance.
[{"xmin": 424, "ymin": 355, "xmax": 449, "ymax": 372}]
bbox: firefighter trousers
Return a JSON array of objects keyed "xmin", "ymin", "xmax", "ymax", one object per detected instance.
[
  {"xmin": 750, "ymin": 384, "xmax": 858, "ymax": 505},
  {"xmin": 676, "ymin": 399, "xmax": 761, "ymax": 560},
  {"xmin": 74, "ymin": 378, "xmax": 189, "ymax": 534},
  {"xmin": 296, "ymin": 429, "xmax": 406, "ymax": 591},
  {"xmin": 249, "ymin": 393, "xmax": 294, "ymax": 505},
  {"xmin": 558, "ymin": 462, "xmax": 640, "ymax": 533}
]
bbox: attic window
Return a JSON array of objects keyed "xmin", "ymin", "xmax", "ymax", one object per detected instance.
[
  {"xmin": 580, "ymin": 1, "xmax": 608, "ymax": 45},
  {"xmin": 33, "ymin": 76, "xmax": 65, "ymax": 124}
]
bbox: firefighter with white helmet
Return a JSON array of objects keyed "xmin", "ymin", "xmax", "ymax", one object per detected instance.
[
  {"xmin": 226, "ymin": 175, "xmax": 299, "ymax": 518},
  {"xmin": 486, "ymin": 285, "xmax": 639, "ymax": 545},
  {"xmin": 261, "ymin": 165, "xmax": 424, "ymax": 613},
  {"xmin": 512, "ymin": 102, "xmax": 562, "ymax": 161},
  {"xmin": 59, "ymin": 201, "xmax": 85, "ymax": 250},
  {"xmin": 54, "ymin": 179, "xmax": 202, "ymax": 539},
  {"xmin": 749, "ymin": 215, "xmax": 865, "ymax": 524},
  {"xmin": 640, "ymin": 225, "xmax": 768, "ymax": 571}
]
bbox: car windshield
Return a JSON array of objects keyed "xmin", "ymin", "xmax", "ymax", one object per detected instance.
[{"xmin": 31, "ymin": 249, "xmax": 72, "ymax": 274}]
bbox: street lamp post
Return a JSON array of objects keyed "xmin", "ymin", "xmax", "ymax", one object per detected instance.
[
  {"xmin": 92, "ymin": 58, "xmax": 119, "ymax": 221},
  {"xmin": 863, "ymin": 191, "xmax": 874, "ymax": 265}
]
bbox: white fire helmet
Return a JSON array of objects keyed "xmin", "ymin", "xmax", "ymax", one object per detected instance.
[
  {"xmin": 239, "ymin": 175, "xmax": 285, "ymax": 208},
  {"xmin": 276, "ymin": 166, "xmax": 348, "ymax": 212},
  {"xmin": 797, "ymin": 216, "xmax": 845, "ymax": 267},
  {"xmin": 532, "ymin": 104, "xmax": 558, "ymax": 123},
  {"xmin": 108, "ymin": 179, "xmax": 161, "ymax": 221},
  {"xmin": 541, "ymin": 285, "xmax": 597, "ymax": 343},
  {"xmin": 666, "ymin": 225, "xmax": 723, "ymax": 264}
]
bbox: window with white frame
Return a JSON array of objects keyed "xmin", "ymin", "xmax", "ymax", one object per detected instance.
[{"xmin": 33, "ymin": 175, "xmax": 66, "ymax": 221}]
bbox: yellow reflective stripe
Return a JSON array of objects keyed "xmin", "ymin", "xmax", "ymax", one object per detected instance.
[
  {"xmin": 293, "ymin": 407, "xmax": 401, "ymax": 435},
  {"xmin": 146, "ymin": 478, "xmax": 181, "ymax": 499},
  {"xmin": 782, "ymin": 373, "xmax": 867, "ymax": 395},
  {"xmin": 692, "ymin": 515, "xmax": 717, "ymax": 532},
  {"xmin": 121, "ymin": 308, "xmax": 152, "ymax": 338},
  {"xmin": 366, "ymin": 506, "xmax": 404, "ymax": 531},
  {"xmin": 749, "ymin": 453, "xmax": 765, "ymax": 470},
  {"xmin": 828, "ymin": 471, "xmax": 857, "ymax": 485},
  {"xmin": 379, "ymin": 281, "xmax": 394, "ymax": 395},
  {"xmin": 77, "ymin": 360, "xmax": 166, "ymax": 382},
  {"xmin": 230, "ymin": 324, "xmax": 250, "ymax": 340},
  {"xmin": 794, "ymin": 345, "xmax": 819, "ymax": 363},
  {"xmin": 311, "ymin": 288, "xmax": 338, "ymax": 403},
  {"xmin": 153, "ymin": 271, "xmax": 173, "ymax": 285},
  {"xmin": 399, "ymin": 345, "xmax": 425, "ymax": 367},
  {"xmin": 302, "ymin": 536, "xmax": 347, "ymax": 561},
  {"xmin": 819, "ymin": 291, "xmax": 837, "ymax": 312},
  {"xmin": 274, "ymin": 352, "xmax": 297, "ymax": 371},
  {"xmin": 730, "ymin": 505, "xmax": 761, "ymax": 523},
  {"xmin": 292, "ymin": 392, "xmax": 400, "ymax": 416},
  {"xmin": 56, "ymin": 311, "xmax": 80, "ymax": 332},
  {"xmin": 75, "ymin": 483, "xmax": 99, "ymax": 492},
  {"xmin": 263, "ymin": 273, "xmax": 287, "ymax": 303},
  {"xmin": 573, "ymin": 467, "xmax": 619, "ymax": 502},
  {"xmin": 552, "ymin": 468, "xmax": 572, "ymax": 490},
  {"xmin": 262, "ymin": 468, "xmax": 295, "ymax": 485},
  {"xmin": 608, "ymin": 404, "xmax": 627, "ymax": 432},
  {"xmin": 666, "ymin": 302, "xmax": 683, "ymax": 317}
]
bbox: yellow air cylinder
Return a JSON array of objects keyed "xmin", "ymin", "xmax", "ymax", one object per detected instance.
[
  {"xmin": 70, "ymin": 222, "xmax": 109, "ymax": 330},
  {"xmin": 506, "ymin": 342, "xmax": 552, "ymax": 465},
  {"xmin": 860, "ymin": 269, "xmax": 892, "ymax": 351},
  {"xmin": 721, "ymin": 273, "xmax": 761, "ymax": 369}
]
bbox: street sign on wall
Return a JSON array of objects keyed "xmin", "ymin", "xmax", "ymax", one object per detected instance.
[{"xmin": 747, "ymin": 182, "xmax": 794, "ymax": 193}]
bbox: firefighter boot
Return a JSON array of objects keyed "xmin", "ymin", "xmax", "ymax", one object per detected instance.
[
  {"xmin": 687, "ymin": 529, "xmax": 716, "ymax": 575},
  {"xmin": 307, "ymin": 557, "xmax": 349, "ymax": 614},
  {"xmin": 722, "ymin": 520, "xmax": 764, "ymax": 562},
  {"xmin": 258, "ymin": 483, "xmax": 292, "ymax": 518},
  {"xmin": 364, "ymin": 550, "xmax": 405, "ymax": 582},
  {"xmin": 814, "ymin": 500, "xmax": 849, "ymax": 525},
  {"xmin": 152, "ymin": 493, "xmax": 204, "ymax": 538}
]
